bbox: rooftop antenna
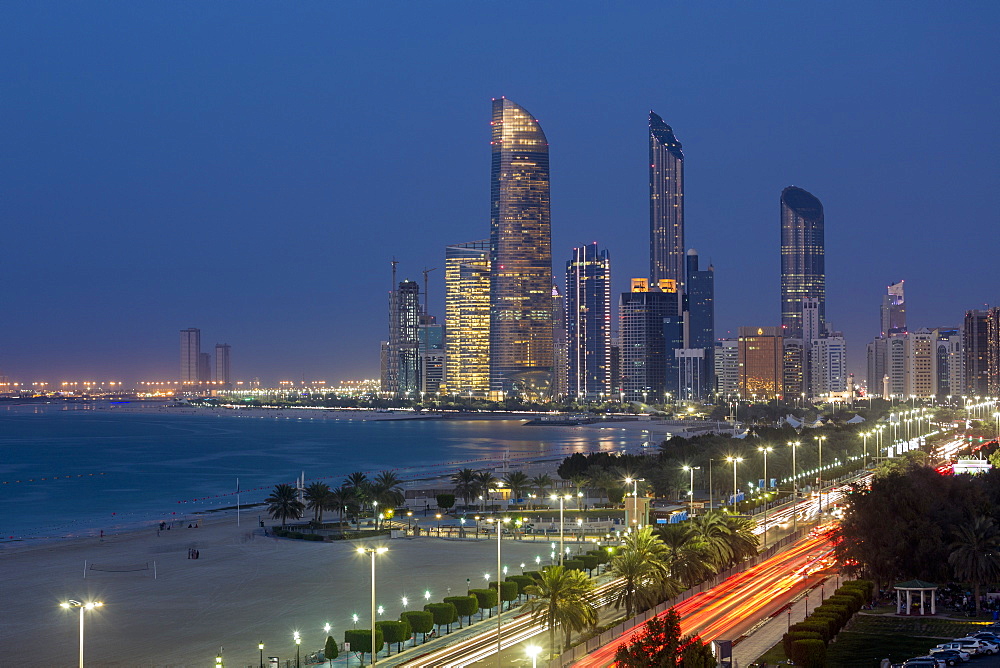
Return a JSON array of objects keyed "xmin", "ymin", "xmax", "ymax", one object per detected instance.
[
  {"xmin": 422, "ymin": 267, "xmax": 437, "ymax": 316},
  {"xmin": 391, "ymin": 257, "xmax": 399, "ymax": 290}
]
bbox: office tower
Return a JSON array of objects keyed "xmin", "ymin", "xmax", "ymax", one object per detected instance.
[
  {"xmin": 810, "ymin": 336, "xmax": 847, "ymax": 397},
  {"xmin": 490, "ymin": 97, "xmax": 553, "ymax": 396},
  {"xmin": 932, "ymin": 328, "xmax": 963, "ymax": 397},
  {"xmin": 782, "ymin": 338, "xmax": 805, "ymax": 400},
  {"xmin": 676, "ymin": 348, "xmax": 706, "ymax": 401},
  {"xmin": 418, "ymin": 317, "xmax": 444, "ymax": 397},
  {"xmin": 649, "ymin": 112, "xmax": 684, "ymax": 287},
  {"xmin": 964, "ymin": 310, "xmax": 990, "ymax": 396},
  {"xmin": 685, "ymin": 249, "xmax": 715, "ymax": 396},
  {"xmin": 565, "ymin": 244, "xmax": 612, "ymax": 400},
  {"xmin": 620, "ymin": 279, "xmax": 679, "ymax": 401},
  {"xmin": 610, "ymin": 341, "xmax": 622, "ymax": 400},
  {"xmin": 180, "ymin": 328, "xmax": 201, "ymax": 384},
  {"xmin": 214, "ymin": 344, "xmax": 231, "ymax": 386},
  {"xmin": 988, "ymin": 308, "xmax": 1000, "ymax": 397},
  {"xmin": 444, "ymin": 240, "xmax": 491, "ymax": 397},
  {"xmin": 380, "ymin": 341, "xmax": 390, "ymax": 393},
  {"xmin": 738, "ymin": 327, "xmax": 784, "ymax": 398},
  {"xmin": 663, "ymin": 314, "xmax": 685, "ymax": 402},
  {"xmin": 780, "ymin": 186, "xmax": 825, "ymax": 338},
  {"xmin": 881, "ymin": 281, "xmax": 906, "ymax": 337},
  {"xmin": 198, "ymin": 353, "xmax": 212, "ymax": 383},
  {"xmin": 551, "ymin": 285, "xmax": 568, "ymax": 400},
  {"xmin": 905, "ymin": 330, "xmax": 935, "ymax": 398},
  {"xmin": 867, "ymin": 337, "xmax": 888, "ymax": 399},
  {"xmin": 714, "ymin": 339, "xmax": 739, "ymax": 397},
  {"xmin": 387, "ymin": 279, "xmax": 421, "ymax": 397}
]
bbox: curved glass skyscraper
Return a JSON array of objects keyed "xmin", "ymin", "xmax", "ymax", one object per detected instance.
[
  {"xmin": 649, "ymin": 111, "xmax": 685, "ymax": 287},
  {"xmin": 489, "ymin": 97, "xmax": 553, "ymax": 395},
  {"xmin": 780, "ymin": 186, "xmax": 825, "ymax": 338}
]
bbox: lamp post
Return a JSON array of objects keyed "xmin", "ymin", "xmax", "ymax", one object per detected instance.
[
  {"xmin": 549, "ymin": 493, "xmax": 571, "ymax": 565},
  {"xmin": 789, "ymin": 441, "xmax": 800, "ymax": 532},
  {"xmin": 682, "ymin": 466, "xmax": 700, "ymax": 518},
  {"xmin": 258, "ymin": 642, "xmax": 264, "ymax": 668},
  {"xmin": 293, "ymin": 631, "xmax": 301, "ymax": 668},
  {"xmin": 725, "ymin": 456, "xmax": 742, "ymax": 508},
  {"xmin": 708, "ymin": 458, "xmax": 714, "ymax": 510},
  {"xmin": 757, "ymin": 446, "xmax": 772, "ymax": 547},
  {"xmin": 357, "ymin": 546, "xmax": 388, "ymax": 665},
  {"xmin": 815, "ymin": 436, "xmax": 826, "ymax": 515},
  {"xmin": 526, "ymin": 644, "xmax": 542, "ymax": 668},
  {"xmin": 861, "ymin": 431, "xmax": 869, "ymax": 468},
  {"xmin": 60, "ymin": 599, "xmax": 103, "ymax": 668},
  {"xmin": 488, "ymin": 518, "xmax": 510, "ymax": 667}
]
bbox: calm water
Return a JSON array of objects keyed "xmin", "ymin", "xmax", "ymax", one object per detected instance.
[{"xmin": 0, "ymin": 403, "xmax": 635, "ymax": 540}]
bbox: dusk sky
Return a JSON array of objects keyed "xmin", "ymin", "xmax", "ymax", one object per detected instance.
[{"xmin": 4, "ymin": 2, "xmax": 998, "ymax": 385}]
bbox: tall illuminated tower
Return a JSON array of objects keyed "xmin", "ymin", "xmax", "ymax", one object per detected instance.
[
  {"xmin": 566, "ymin": 244, "xmax": 612, "ymax": 400},
  {"xmin": 489, "ymin": 97, "xmax": 553, "ymax": 396},
  {"xmin": 780, "ymin": 186, "xmax": 825, "ymax": 338},
  {"xmin": 444, "ymin": 240, "xmax": 491, "ymax": 396},
  {"xmin": 649, "ymin": 112, "xmax": 685, "ymax": 287},
  {"xmin": 180, "ymin": 328, "xmax": 200, "ymax": 384}
]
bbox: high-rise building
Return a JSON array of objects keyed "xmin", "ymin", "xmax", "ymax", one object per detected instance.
[
  {"xmin": 386, "ymin": 279, "xmax": 421, "ymax": 397},
  {"xmin": 780, "ymin": 186, "xmax": 825, "ymax": 339},
  {"xmin": 565, "ymin": 244, "xmax": 612, "ymax": 400},
  {"xmin": 180, "ymin": 328, "xmax": 201, "ymax": 384},
  {"xmin": 675, "ymin": 348, "xmax": 707, "ymax": 401},
  {"xmin": 714, "ymin": 339, "xmax": 739, "ymax": 397},
  {"xmin": 418, "ymin": 317, "xmax": 444, "ymax": 397},
  {"xmin": 810, "ymin": 336, "xmax": 847, "ymax": 397},
  {"xmin": 214, "ymin": 344, "xmax": 231, "ymax": 386},
  {"xmin": 987, "ymin": 308, "xmax": 1000, "ymax": 397},
  {"xmin": 964, "ymin": 309, "xmax": 990, "ymax": 396},
  {"xmin": 551, "ymin": 285, "xmax": 568, "ymax": 400},
  {"xmin": 444, "ymin": 240, "xmax": 491, "ymax": 397},
  {"xmin": 782, "ymin": 338, "xmax": 805, "ymax": 400},
  {"xmin": 738, "ymin": 326, "xmax": 784, "ymax": 398},
  {"xmin": 620, "ymin": 279, "xmax": 679, "ymax": 401},
  {"xmin": 649, "ymin": 112, "xmax": 685, "ymax": 287},
  {"xmin": 931, "ymin": 328, "xmax": 963, "ymax": 397},
  {"xmin": 489, "ymin": 97, "xmax": 553, "ymax": 397},
  {"xmin": 881, "ymin": 281, "xmax": 906, "ymax": 337},
  {"xmin": 198, "ymin": 352, "xmax": 211, "ymax": 383},
  {"xmin": 685, "ymin": 249, "xmax": 715, "ymax": 396}
]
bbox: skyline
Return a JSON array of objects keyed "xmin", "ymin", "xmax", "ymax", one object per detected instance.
[{"xmin": 3, "ymin": 3, "xmax": 999, "ymax": 384}]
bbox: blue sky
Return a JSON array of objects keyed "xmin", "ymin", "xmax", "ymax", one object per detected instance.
[{"xmin": 3, "ymin": 2, "xmax": 998, "ymax": 384}]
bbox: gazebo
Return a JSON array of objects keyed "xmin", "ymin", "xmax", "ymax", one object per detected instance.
[{"xmin": 894, "ymin": 579, "xmax": 939, "ymax": 615}]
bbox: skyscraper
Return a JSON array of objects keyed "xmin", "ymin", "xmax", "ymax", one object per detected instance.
[
  {"xmin": 649, "ymin": 112, "xmax": 684, "ymax": 287},
  {"xmin": 386, "ymin": 279, "xmax": 421, "ymax": 397},
  {"xmin": 180, "ymin": 328, "xmax": 200, "ymax": 384},
  {"xmin": 490, "ymin": 97, "xmax": 553, "ymax": 396},
  {"xmin": 620, "ymin": 279, "xmax": 679, "ymax": 401},
  {"xmin": 565, "ymin": 244, "xmax": 612, "ymax": 400},
  {"xmin": 780, "ymin": 186, "xmax": 825, "ymax": 338},
  {"xmin": 964, "ymin": 309, "xmax": 990, "ymax": 396},
  {"xmin": 444, "ymin": 240, "xmax": 491, "ymax": 397},
  {"xmin": 214, "ymin": 343, "xmax": 231, "ymax": 386},
  {"xmin": 881, "ymin": 281, "xmax": 906, "ymax": 337},
  {"xmin": 738, "ymin": 326, "xmax": 784, "ymax": 398},
  {"xmin": 198, "ymin": 352, "xmax": 212, "ymax": 383},
  {"xmin": 685, "ymin": 249, "xmax": 715, "ymax": 396}
]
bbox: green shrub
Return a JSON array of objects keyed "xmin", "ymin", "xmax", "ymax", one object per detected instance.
[
  {"xmin": 564, "ymin": 559, "xmax": 585, "ymax": 571},
  {"xmin": 507, "ymin": 575, "xmax": 534, "ymax": 596},
  {"xmin": 444, "ymin": 595, "xmax": 478, "ymax": 627},
  {"xmin": 289, "ymin": 531, "xmax": 303, "ymax": 539},
  {"xmin": 305, "ymin": 533, "xmax": 323, "ymax": 541},
  {"xmin": 588, "ymin": 549, "xmax": 610, "ymax": 565},
  {"xmin": 423, "ymin": 602, "xmax": 458, "ymax": 633},
  {"xmin": 400, "ymin": 611, "xmax": 433, "ymax": 643},
  {"xmin": 523, "ymin": 570, "xmax": 542, "ymax": 581},
  {"xmin": 809, "ymin": 612, "xmax": 842, "ymax": 636},
  {"xmin": 375, "ymin": 620, "xmax": 410, "ymax": 655},
  {"xmin": 815, "ymin": 603, "xmax": 849, "ymax": 628},
  {"xmin": 469, "ymin": 588, "xmax": 499, "ymax": 616},
  {"xmin": 579, "ymin": 554, "xmax": 599, "ymax": 573},
  {"xmin": 344, "ymin": 628, "xmax": 384, "ymax": 658},
  {"xmin": 793, "ymin": 619, "xmax": 832, "ymax": 643},
  {"xmin": 842, "ymin": 579, "xmax": 874, "ymax": 599},
  {"xmin": 783, "ymin": 631, "xmax": 823, "ymax": 656},
  {"xmin": 827, "ymin": 594, "xmax": 860, "ymax": 614},
  {"xmin": 790, "ymin": 638, "xmax": 826, "ymax": 668}
]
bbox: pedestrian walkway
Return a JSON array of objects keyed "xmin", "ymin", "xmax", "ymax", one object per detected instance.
[{"xmin": 732, "ymin": 574, "xmax": 838, "ymax": 668}]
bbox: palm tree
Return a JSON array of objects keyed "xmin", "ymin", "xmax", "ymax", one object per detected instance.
[
  {"xmin": 569, "ymin": 474, "xmax": 589, "ymax": 509},
  {"xmin": 523, "ymin": 566, "xmax": 598, "ymax": 656},
  {"xmin": 503, "ymin": 471, "xmax": 531, "ymax": 508},
  {"xmin": 371, "ymin": 471, "xmax": 405, "ymax": 529},
  {"xmin": 265, "ymin": 483, "xmax": 305, "ymax": 528},
  {"xmin": 656, "ymin": 523, "xmax": 712, "ymax": 586},
  {"xmin": 530, "ymin": 473, "xmax": 553, "ymax": 503},
  {"xmin": 343, "ymin": 472, "xmax": 371, "ymax": 529},
  {"xmin": 721, "ymin": 513, "xmax": 759, "ymax": 566},
  {"xmin": 304, "ymin": 482, "xmax": 332, "ymax": 523},
  {"xmin": 474, "ymin": 470, "xmax": 498, "ymax": 512},
  {"xmin": 691, "ymin": 511, "xmax": 735, "ymax": 569},
  {"xmin": 609, "ymin": 526, "xmax": 680, "ymax": 618},
  {"xmin": 451, "ymin": 468, "xmax": 478, "ymax": 509},
  {"xmin": 948, "ymin": 516, "xmax": 1000, "ymax": 617},
  {"xmin": 326, "ymin": 485, "xmax": 355, "ymax": 529},
  {"xmin": 586, "ymin": 469, "xmax": 623, "ymax": 505}
]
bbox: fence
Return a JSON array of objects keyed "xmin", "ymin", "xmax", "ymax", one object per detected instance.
[{"xmin": 545, "ymin": 527, "xmax": 807, "ymax": 667}]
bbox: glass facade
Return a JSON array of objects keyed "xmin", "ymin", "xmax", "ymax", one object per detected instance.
[
  {"xmin": 490, "ymin": 97, "xmax": 553, "ymax": 395},
  {"xmin": 649, "ymin": 112, "xmax": 685, "ymax": 287},
  {"xmin": 738, "ymin": 326, "xmax": 784, "ymax": 398},
  {"xmin": 780, "ymin": 186, "xmax": 825, "ymax": 338},
  {"xmin": 565, "ymin": 244, "xmax": 612, "ymax": 400},
  {"xmin": 685, "ymin": 249, "xmax": 715, "ymax": 395},
  {"xmin": 444, "ymin": 240, "xmax": 491, "ymax": 396},
  {"xmin": 620, "ymin": 285, "xmax": 679, "ymax": 401},
  {"xmin": 387, "ymin": 280, "xmax": 421, "ymax": 397},
  {"xmin": 180, "ymin": 328, "xmax": 200, "ymax": 384}
]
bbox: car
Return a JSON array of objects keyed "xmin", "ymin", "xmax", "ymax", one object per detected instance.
[
  {"xmin": 953, "ymin": 638, "xmax": 999, "ymax": 655},
  {"xmin": 905, "ymin": 657, "xmax": 946, "ymax": 668},
  {"xmin": 969, "ymin": 632, "xmax": 1000, "ymax": 644},
  {"xmin": 928, "ymin": 649, "xmax": 969, "ymax": 665},
  {"xmin": 934, "ymin": 643, "xmax": 974, "ymax": 658}
]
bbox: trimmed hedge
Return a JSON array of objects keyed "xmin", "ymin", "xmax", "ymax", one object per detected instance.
[
  {"xmin": 487, "ymin": 581, "xmax": 518, "ymax": 607},
  {"xmin": 827, "ymin": 594, "xmax": 861, "ymax": 614},
  {"xmin": 444, "ymin": 595, "xmax": 478, "ymax": 627},
  {"xmin": 423, "ymin": 602, "xmax": 458, "ymax": 633},
  {"xmin": 790, "ymin": 638, "xmax": 826, "ymax": 668},
  {"xmin": 815, "ymin": 603, "xmax": 850, "ymax": 628},
  {"xmin": 587, "ymin": 549, "xmax": 610, "ymax": 565},
  {"xmin": 344, "ymin": 628, "xmax": 384, "ymax": 656},
  {"xmin": 507, "ymin": 575, "xmax": 534, "ymax": 596},
  {"xmin": 469, "ymin": 588, "xmax": 499, "ymax": 615},
  {"xmin": 783, "ymin": 631, "xmax": 823, "ymax": 657},
  {"xmin": 578, "ymin": 554, "xmax": 599, "ymax": 572},
  {"xmin": 564, "ymin": 558, "xmax": 585, "ymax": 571},
  {"xmin": 375, "ymin": 620, "xmax": 410, "ymax": 655},
  {"xmin": 791, "ymin": 620, "xmax": 832, "ymax": 643},
  {"xmin": 400, "ymin": 611, "xmax": 433, "ymax": 643}
]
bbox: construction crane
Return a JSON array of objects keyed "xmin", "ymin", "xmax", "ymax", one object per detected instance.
[{"xmin": 422, "ymin": 267, "xmax": 437, "ymax": 316}]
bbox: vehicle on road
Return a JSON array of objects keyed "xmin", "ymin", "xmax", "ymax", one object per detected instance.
[
  {"xmin": 934, "ymin": 642, "xmax": 976, "ymax": 657},
  {"xmin": 905, "ymin": 656, "xmax": 946, "ymax": 668},
  {"xmin": 953, "ymin": 638, "xmax": 999, "ymax": 655},
  {"xmin": 928, "ymin": 649, "xmax": 969, "ymax": 665}
]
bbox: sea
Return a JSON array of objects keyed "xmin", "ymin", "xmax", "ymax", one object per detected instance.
[{"xmin": 0, "ymin": 402, "xmax": 639, "ymax": 541}]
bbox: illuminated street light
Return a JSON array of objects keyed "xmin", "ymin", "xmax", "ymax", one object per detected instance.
[
  {"xmin": 725, "ymin": 456, "xmax": 743, "ymax": 507},
  {"xmin": 258, "ymin": 642, "xmax": 264, "ymax": 668},
  {"xmin": 549, "ymin": 493, "xmax": 573, "ymax": 565},
  {"xmin": 59, "ymin": 599, "xmax": 103, "ymax": 668},
  {"xmin": 815, "ymin": 436, "xmax": 827, "ymax": 515},
  {"xmin": 293, "ymin": 631, "xmax": 301, "ymax": 668},
  {"xmin": 526, "ymin": 644, "xmax": 542, "ymax": 668},
  {"xmin": 682, "ymin": 465, "xmax": 700, "ymax": 518},
  {"xmin": 357, "ymin": 546, "xmax": 388, "ymax": 665},
  {"xmin": 757, "ymin": 446, "xmax": 773, "ymax": 548}
]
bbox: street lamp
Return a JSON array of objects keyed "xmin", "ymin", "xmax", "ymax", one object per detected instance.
[
  {"xmin": 623, "ymin": 477, "xmax": 645, "ymax": 528},
  {"xmin": 526, "ymin": 644, "xmax": 542, "ymax": 668},
  {"xmin": 549, "ymin": 493, "xmax": 572, "ymax": 565},
  {"xmin": 60, "ymin": 599, "xmax": 103, "ymax": 668},
  {"xmin": 682, "ymin": 465, "xmax": 700, "ymax": 518},
  {"xmin": 815, "ymin": 436, "xmax": 826, "ymax": 515},
  {"xmin": 258, "ymin": 642, "xmax": 264, "ymax": 668},
  {"xmin": 788, "ymin": 441, "xmax": 801, "ymax": 532},
  {"xmin": 861, "ymin": 431, "xmax": 869, "ymax": 468},
  {"xmin": 725, "ymin": 456, "xmax": 743, "ymax": 507},
  {"xmin": 487, "ymin": 517, "xmax": 510, "ymax": 667},
  {"xmin": 293, "ymin": 631, "xmax": 301, "ymax": 668},
  {"xmin": 757, "ymin": 446, "xmax": 772, "ymax": 547},
  {"xmin": 357, "ymin": 546, "xmax": 388, "ymax": 665}
]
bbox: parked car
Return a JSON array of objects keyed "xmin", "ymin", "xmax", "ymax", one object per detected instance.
[
  {"xmin": 953, "ymin": 638, "xmax": 999, "ymax": 655},
  {"xmin": 905, "ymin": 657, "xmax": 946, "ymax": 668},
  {"xmin": 928, "ymin": 649, "xmax": 969, "ymax": 665},
  {"xmin": 934, "ymin": 643, "xmax": 975, "ymax": 657},
  {"xmin": 969, "ymin": 632, "xmax": 1000, "ymax": 644}
]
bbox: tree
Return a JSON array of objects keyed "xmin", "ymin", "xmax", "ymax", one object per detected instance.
[
  {"xmin": 614, "ymin": 609, "xmax": 712, "ymax": 668},
  {"xmin": 370, "ymin": 471, "xmax": 404, "ymax": 529},
  {"xmin": 610, "ymin": 527, "xmax": 681, "ymax": 618},
  {"xmin": 424, "ymin": 602, "xmax": 458, "ymax": 634},
  {"xmin": 436, "ymin": 493, "xmax": 455, "ymax": 512},
  {"xmin": 451, "ymin": 468, "xmax": 478, "ymax": 508},
  {"xmin": 265, "ymin": 483, "xmax": 304, "ymax": 527},
  {"xmin": 690, "ymin": 511, "xmax": 735, "ymax": 569},
  {"xmin": 324, "ymin": 635, "xmax": 338, "ymax": 665},
  {"xmin": 656, "ymin": 523, "xmax": 712, "ymax": 586},
  {"xmin": 503, "ymin": 471, "xmax": 531, "ymax": 506},
  {"xmin": 400, "ymin": 610, "xmax": 434, "ymax": 644},
  {"xmin": 444, "ymin": 595, "xmax": 478, "ymax": 627},
  {"xmin": 721, "ymin": 513, "xmax": 759, "ymax": 566},
  {"xmin": 343, "ymin": 628, "xmax": 383, "ymax": 666},
  {"xmin": 530, "ymin": 473, "xmax": 553, "ymax": 504},
  {"xmin": 475, "ymin": 470, "xmax": 498, "ymax": 511},
  {"xmin": 327, "ymin": 485, "xmax": 356, "ymax": 529},
  {"xmin": 343, "ymin": 472, "xmax": 371, "ymax": 529},
  {"xmin": 375, "ymin": 619, "xmax": 410, "ymax": 655},
  {"xmin": 948, "ymin": 515, "xmax": 1000, "ymax": 617},
  {"xmin": 304, "ymin": 482, "xmax": 331, "ymax": 523},
  {"xmin": 523, "ymin": 565, "xmax": 598, "ymax": 656},
  {"xmin": 469, "ymin": 588, "xmax": 499, "ymax": 619}
]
